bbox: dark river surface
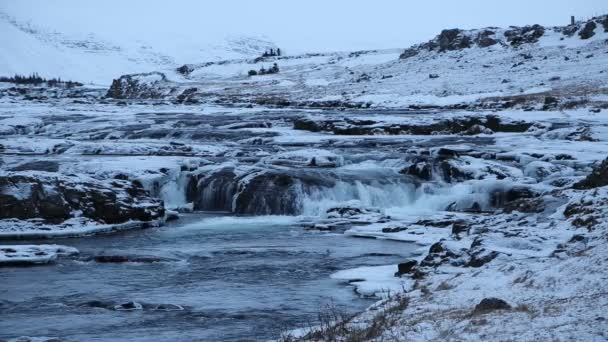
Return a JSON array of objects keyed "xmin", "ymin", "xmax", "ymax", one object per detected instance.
[{"xmin": 1, "ymin": 213, "xmax": 416, "ymax": 341}]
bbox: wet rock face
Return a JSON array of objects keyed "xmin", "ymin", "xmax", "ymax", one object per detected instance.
[
  {"xmin": 603, "ymin": 16, "xmax": 608, "ymax": 32},
  {"xmin": 579, "ymin": 21, "xmax": 597, "ymax": 40},
  {"xmin": 187, "ymin": 169, "xmax": 334, "ymax": 215},
  {"xmin": 187, "ymin": 169, "xmax": 238, "ymax": 211},
  {"xmin": 504, "ymin": 25, "xmax": 545, "ymax": 46},
  {"xmin": 0, "ymin": 173, "xmax": 164, "ymax": 224},
  {"xmin": 233, "ymin": 172, "xmax": 306, "ymax": 215},
  {"xmin": 106, "ymin": 72, "xmax": 167, "ymax": 99},
  {"xmin": 573, "ymin": 158, "xmax": 608, "ymax": 190}
]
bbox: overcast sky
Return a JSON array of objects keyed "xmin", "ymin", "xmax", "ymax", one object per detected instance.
[{"xmin": 2, "ymin": 0, "xmax": 607, "ymax": 53}]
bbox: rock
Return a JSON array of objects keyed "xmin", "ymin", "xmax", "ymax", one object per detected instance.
[
  {"xmin": 452, "ymin": 221, "xmax": 470, "ymax": 237},
  {"xmin": 395, "ymin": 260, "xmax": 418, "ymax": 277},
  {"xmin": 505, "ymin": 25, "xmax": 545, "ymax": 46},
  {"xmin": 429, "ymin": 73, "xmax": 440, "ymax": 79},
  {"xmin": 573, "ymin": 158, "xmax": 608, "ymax": 189},
  {"xmin": 106, "ymin": 72, "xmax": 167, "ymax": 99},
  {"xmin": 463, "ymin": 124, "xmax": 493, "ymax": 135},
  {"xmin": 579, "ymin": 21, "xmax": 597, "ymax": 39},
  {"xmin": 0, "ymin": 172, "xmax": 164, "ymax": 225},
  {"xmin": 9, "ymin": 161, "xmax": 60, "ymax": 172},
  {"xmin": 165, "ymin": 210, "xmax": 179, "ymax": 222},
  {"xmin": 603, "ymin": 16, "xmax": 608, "ymax": 32},
  {"xmin": 176, "ymin": 64, "xmax": 193, "ymax": 75},
  {"xmin": 402, "ymin": 160, "xmax": 433, "ymax": 181},
  {"xmin": 399, "ymin": 48, "xmax": 418, "ymax": 59},
  {"xmin": 476, "ymin": 30, "xmax": 498, "ymax": 47},
  {"xmin": 114, "ymin": 302, "xmax": 143, "ymax": 311},
  {"xmin": 154, "ymin": 304, "xmax": 184, "ymax": 311},
  {"xmin": 473, "ymin": 298, "xmax": 512, "ymax": 314},
  {"xmin": 543, "ymin": 96, "xmax": 558, "ymax": 110},
  {"xmin": 437, "ymin": 29, "xmax": 472, "ymax": 52}
]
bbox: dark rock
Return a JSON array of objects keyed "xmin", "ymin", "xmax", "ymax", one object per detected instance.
[
  {"xmin": 10, "ymin": 161, "xmax": 60, "ymax": 172},
  {"xmin": 395, "ymin": 260, "xmax": 418, "ymax": 277},
  {"xmin": 437, "ymin": 29, "xmax": 472, "ymax": 52},
  {"xmin": 476, "ymin": 30, "xmax": 498, "ymax": 47},
  {"xmin": 603, "ymin": 16, "xmax": 608, "ymax": 32},
  {"xmin": 402, "ymin": 161, "xmax": 433, "ymax": 181},
  {"xmin": 579, "ymin": 21, "xmax": 597, "ymax": 39},
  {"xmin": 452, "ymin": 221, "xmax": 470, "ymax": 237},
  {"xmin": 573, "ymin": 158, "xmax": 608, "ymax": 189},
  {"xmin": 429, "ymin": 73, "xmax": 440, "ymax": 79},
  {"xmin": 176, "ymin": 64, "xmax": 194, "ymax": 75},
  {"xmin": 505, "ymin": 25, "xmax": 545, "ymax": 46},
  {"xmin": 114, "ymin": 301, "xmax": 143, "ymax": 311},
  {"xmin": 0, "ymin": 173, "xmax": 164, "ymax": 225},
  {"xmin": 106, "ymin": 72, "xmax": 167, "ymax": 99},
  {"xmin": 399, "ymin": 48, "xmax": 418, "ymax": 59},
  {"xmin": 473, "ymin": 298, "xmax": 511, "ymax": 314}
]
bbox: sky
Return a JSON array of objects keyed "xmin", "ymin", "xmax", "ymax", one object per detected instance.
[{"xmin": 1, "ymin": 0, "xmax": 607, "ymax": 53}]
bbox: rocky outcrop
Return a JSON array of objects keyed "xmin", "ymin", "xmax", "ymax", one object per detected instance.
[
  {"xmin": 573, "ymin": 158, "xmax": 608, "ymax": 190},
  {"xmin": 504, "ymin": 25, "xmax": 545, "ymax": 46},
  {"xmin": 579, "ymin": 21, "xmax": 597, "ymax": 40},
  {"xmin": 293, "ymin": 115, "xmax": 532, "ymax": 136},
  {"xmin": 0, "ymin": 172, "xmax": 164, "ymax": 225},
  {"xmin": 106, "ymin": 72, "xmax": 168, "ymax": 99}
]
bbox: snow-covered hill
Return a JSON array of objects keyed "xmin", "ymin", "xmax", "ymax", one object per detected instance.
[
  {"xmin": 105, "ymin": 15, "xmax": 608, "ymax": 110},
  {"xmin": 0, "ymin": 11, "xmax": 276, "ymax": 85}
]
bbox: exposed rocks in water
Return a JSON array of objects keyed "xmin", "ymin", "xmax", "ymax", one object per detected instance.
[
  {"xmin": 9, "ymin": 160, "xmax": 60, "ymax": 172},
  {"xmin": 93, "ymin": 255, "xmax": 177, "ymax": 263},
  {"xmin": 473, "ymin": 298, "xmax": 512, "ymax": 315},
  {"xmin": 0, "ymin": 172, "xmax": 164, "ymax": 225},
  {"xmin": 491, "ymin": 187, "xmax": 543, "ymax": 213},
  {"xmin": 573, "ymin": 158, "xmax": 608, "ymax": 189},
  {"xmin": 293, "ymin": 115, "xmax": 533, "ymax": 136},
  {"xmin": 114, "ymin": 302, "xmax": 143, "ymax": 311}
]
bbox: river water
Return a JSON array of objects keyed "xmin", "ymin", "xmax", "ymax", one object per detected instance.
[{"xmin": 1, "ymin": 213, "xmax": 416, "ymax": 341}]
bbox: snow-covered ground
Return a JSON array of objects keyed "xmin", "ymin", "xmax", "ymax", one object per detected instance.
[{"xmin": 1, "ymin": 12, "xmax": 608, "ymax": 342}]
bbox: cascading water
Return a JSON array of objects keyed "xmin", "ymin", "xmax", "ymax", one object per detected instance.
[
  {"xmin": 155, "ymin": 165, "xmax": 522, "ymax": 218},
  {"xmin": 300, "ymin": 180, "xmax": 417, "ymax": 216}
]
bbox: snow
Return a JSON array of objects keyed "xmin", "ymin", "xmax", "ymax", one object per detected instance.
[{"xmin": 0, "ymin": 244, "xmax": 78, "ymax": 265}]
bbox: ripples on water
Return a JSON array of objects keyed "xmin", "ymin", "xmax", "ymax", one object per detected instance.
[{"xmin": 1, "ymin": 214, "xmax": 416, "ymax": 341}]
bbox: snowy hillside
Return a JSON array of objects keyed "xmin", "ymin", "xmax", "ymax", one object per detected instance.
[
  {"xmin": 0, "ymin": 11, "xmax": 276, "ymax": 85},
  {"xmin": 106, "ymin": 15, "xmax": 608, "ymax": 109}
]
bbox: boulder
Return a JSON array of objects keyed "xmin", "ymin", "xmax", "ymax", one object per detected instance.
[
  {"xmin": 106, "ymin": 72, "xmax": 167, "ymax": 99},
  {"xmin": 579, "ymin": 21, "xmax": 597, "ymax": 39},
  {"xmin": 395, "ymin": 260, "xmax": 418, "ymax": 277},
  {"xmin": 473, "ymin": 298, "xmax": 511, "ymax": 314},
  {"xmin": 573, "ymin": 158, "xmax": 608, "ymax": 189}
]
